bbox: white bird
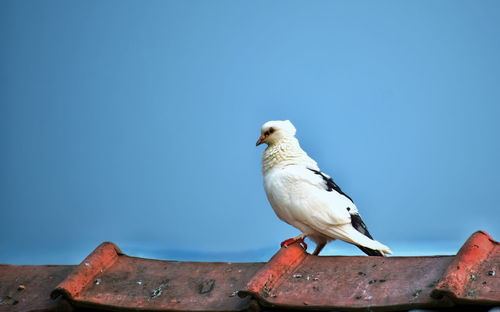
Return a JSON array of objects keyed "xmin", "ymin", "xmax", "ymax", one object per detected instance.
[{"xmin": 256, "ymin": 120, "xmax": 391, "ymax": 256}]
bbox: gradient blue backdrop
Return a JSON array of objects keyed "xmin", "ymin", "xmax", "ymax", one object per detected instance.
[{"xmin": 1, "ymin": 1, "xmax": 499, "ymax": 264}]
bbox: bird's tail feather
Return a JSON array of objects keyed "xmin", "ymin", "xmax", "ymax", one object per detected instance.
[
  {"xmin": 356, "ymin": 245, "xmax": 385, "ymax": 257},
  {"xmin": 324, "ymin": 224, "xmax": 392, "ymax": 255}
]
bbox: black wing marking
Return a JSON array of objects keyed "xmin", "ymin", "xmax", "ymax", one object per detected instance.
[
  {"xmin": 308, "ymin": 168, "xmax": 382, "ymax": 256},
  {"xmin": 308, "ymin": 168, "xmax": 354, "ymax": 203},
  {"xmin": 350, "ymin": 213, "xmax": 384, "ymax": 257}
]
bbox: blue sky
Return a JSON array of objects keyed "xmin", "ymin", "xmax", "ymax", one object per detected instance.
[{"xmin": 1, "ymin": 1, "xmax": 499, "ymax": 264}]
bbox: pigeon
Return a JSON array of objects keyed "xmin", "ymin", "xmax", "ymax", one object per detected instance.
[{"xmin": 256, "ymin": 120, "xmax": 391, "ymax": 256}]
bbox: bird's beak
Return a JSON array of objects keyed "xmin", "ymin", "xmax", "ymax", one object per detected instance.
[{"xmin": 256, "ymin": 135, "xmax": 266, "ymax": 146}]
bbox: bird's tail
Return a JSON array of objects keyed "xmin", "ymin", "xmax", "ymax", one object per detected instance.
[
  {"xmin": 357, "ymin": 245, "xmax": 385, "ymax": 257},
  {"xmin": 325, "ymin": 224, "xmax": 392, "ymax": 256}
]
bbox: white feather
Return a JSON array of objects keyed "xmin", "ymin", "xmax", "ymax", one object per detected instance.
[{"xmin": 259, "ymin": 120, "xmax": 391, "ymax": 255}]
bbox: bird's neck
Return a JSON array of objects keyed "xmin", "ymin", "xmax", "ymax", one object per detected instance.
[{"xmin": 262, "ymin": 137, "xmax": 316, "ymax": 175}]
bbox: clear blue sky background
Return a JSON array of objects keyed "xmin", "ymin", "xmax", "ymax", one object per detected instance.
[{"xmin": 1, "ymin": 1, "xmax": 499, "ymax": 264}]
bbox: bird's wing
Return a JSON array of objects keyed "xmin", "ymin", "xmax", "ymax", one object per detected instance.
[
  {"xmin": 276, "ymin": 166, "xmax": 391, "ymax": 255},
  {"xmin": 273, "ymin": 165, "xmax": 353, "ymax": 226},
  {"xmin": 303, "ymin": 166, "xmax": 360, "ymax": 213},
  {"xmin": 307, "ymin": 168, "xmax": 354, "ymax": 203}
]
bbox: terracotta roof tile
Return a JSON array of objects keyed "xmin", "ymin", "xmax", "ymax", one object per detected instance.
[
  {"xmin": 1, "ymin": 231, "xmax": 499, "ymax": 311},
  {"xmin": 432, "ymin": 230, "xmax": 500, "ymax": 304},
  {"xmin": 0, "ymin": 264, "xmax": 74, "ymax": 311}
]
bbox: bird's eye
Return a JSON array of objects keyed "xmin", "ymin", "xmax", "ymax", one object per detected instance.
[{"xmin": 269, "ymin": 127, "xmax": 275, "ymax": 134}]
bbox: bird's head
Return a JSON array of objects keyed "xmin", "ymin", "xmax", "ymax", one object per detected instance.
[{"xmin": 256, "ymin": 120, "xmax": 297, "ymax": 146}]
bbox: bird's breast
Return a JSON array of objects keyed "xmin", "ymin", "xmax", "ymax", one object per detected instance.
[{"xmin": 263, "ymin": 167, "xmax": 302, "ymax": 223}]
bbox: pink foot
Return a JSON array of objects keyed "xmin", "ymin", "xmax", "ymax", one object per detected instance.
[{"xmin": 280, "ymin": 237, "xmax": 308, "ymax": 250}]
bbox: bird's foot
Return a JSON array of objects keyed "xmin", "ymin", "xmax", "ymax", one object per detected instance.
[{"xmin": 280, "ymin": 237, "xmax": 308, "ymax": 250}]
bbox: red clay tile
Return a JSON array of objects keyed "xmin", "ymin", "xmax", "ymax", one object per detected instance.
[
  {"xmin": 52, "ymin": 242, "xmax": 122, "ymax": 301},
  {"xmin": 2, "ymin": 231, "xmax": 499, "ymax": 311},
  {"xmin": 51, "ymin": 243, "xmax": 263, "ymax": 311},
  {"xmin": 0, "ymin": 264, "xmax": 74, "ymax": 312},
  {"xmin": 239, "ymin": 243, "xmax": 455, "ymax": 310},
  {"xmin": 432, "ymin": 230, "xmax": 500, "ymax": 304}
]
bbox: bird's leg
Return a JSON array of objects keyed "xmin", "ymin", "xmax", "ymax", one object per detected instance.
[
  {"xmin": 280, "ymin": 234, "xmax": 308, "ymax": 250},
  {"xmin": 312, "ymin": 242, "xmax": 326, "ymax": 256}
]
